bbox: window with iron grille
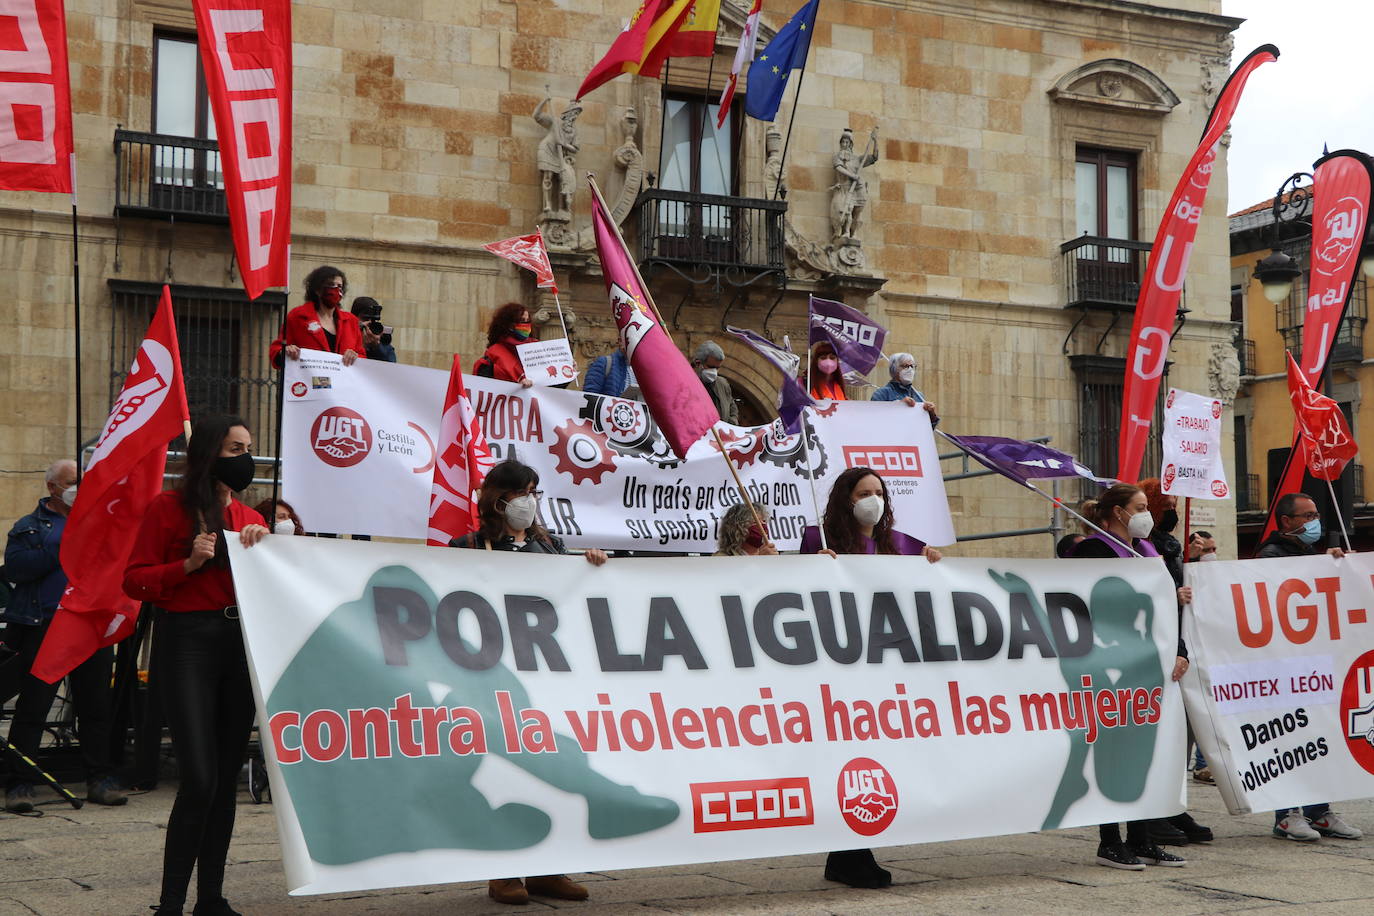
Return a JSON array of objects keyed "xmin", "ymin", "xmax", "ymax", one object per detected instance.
[
  {"xmin": 1070, "ymin": 354, "xmax": 1167, "ymax": 499},
  {"xmin": 1274, "ymin": 242, "xmax": 1368, "ymax": 363},
  {"xmin": 107, "ymin": 281, "xmax": 285, "ymax": 454}
]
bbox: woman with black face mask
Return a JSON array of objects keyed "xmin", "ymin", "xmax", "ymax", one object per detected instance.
[{"xmin": 124, "ymin": 415, "xmax": 270, "ymax": 916}]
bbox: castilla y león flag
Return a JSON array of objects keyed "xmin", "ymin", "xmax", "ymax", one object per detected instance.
[
  {"xmin": 0, "ymin": 0, "xmax": 74, "ymax": 193},
  {"xmin": 193, "ymin": 0, "xmax": 292, "ymax": 300},
  {"xmin": 1286, "ymin": 351, "xmax": 1358, "ymax": 482},
  {"xmin": 427, "ymin": 356, "xmax": 496, "ymax": 547},
  {"xmin": 589, "ymin": 175, "xmax": 718, "ymax": 459},
  {"xmin": 33, "ymin": 286, "xmax": 189, "ymax": 683},
  {"xmin": 1116, "ymin": 44, "xmax": 1277, "ymax": 481}
]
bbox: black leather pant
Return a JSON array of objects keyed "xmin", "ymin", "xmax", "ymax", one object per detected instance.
[{"xmin": 154, "ymin": 609, "xmax": 256, "ymax": 909}]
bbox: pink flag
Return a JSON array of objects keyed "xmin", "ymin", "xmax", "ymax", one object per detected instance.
[
  {"xmin": 428, "ymin": 355, "xmax": 496, "ymax": 546},
  {"xmin": 484, "ymin": 233, "xmax": 557, "ymax": 292},
  {"xmin": 589, "ymin": 178, "xmax": 718, "ymax": 459}
]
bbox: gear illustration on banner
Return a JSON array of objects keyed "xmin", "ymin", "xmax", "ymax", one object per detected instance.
[
  {"xmin": 551, "ymin": 418, "xmax": 617, "ymax": 485},
  {"xmin": 811, "ymin": 401, "xmax": 841, "ymax": 419},
  {"xmin": 577, "ymin": 395, "xmax": 683, "ymax": 469},
  {"xmin": 760, "ymin": 420, "xmax": 827, "ymax": 479},
  {"xmin": 709, "ymin": 426, "xmax": 767, "ymax": 469}
]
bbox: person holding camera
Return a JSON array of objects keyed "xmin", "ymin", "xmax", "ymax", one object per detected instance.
[{"xmin": 350, "ymin": 297, "xmax": 396, "ymax": 363}]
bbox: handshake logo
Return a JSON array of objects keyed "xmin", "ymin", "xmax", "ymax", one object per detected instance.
[
  {"xmin": 837, "ymin": 757, "xmax": 898, "ymax": 837},
  {"xmin": 1342, "ymin": 652, "xmax": 1374, "ymax": 776}
]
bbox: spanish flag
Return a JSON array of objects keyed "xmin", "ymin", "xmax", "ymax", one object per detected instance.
[
  {"xmin": 642, "ymin": 0, "xmax": 722, "ymax": 76},
  {"xmin": 577, "ymin": 0, "xmax": 695, "ymax": 99}
]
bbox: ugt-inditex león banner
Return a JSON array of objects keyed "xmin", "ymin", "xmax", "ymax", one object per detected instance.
[
  {"xmin": 228, "ymin": 535, "xmax": 1185, "ymax": 894},
  {"xmin": 1183, "ymin": 553, "xmax": 1374, "ymax": 815}
]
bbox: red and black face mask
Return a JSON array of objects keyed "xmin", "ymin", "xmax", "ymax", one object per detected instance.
[
  {"xmin": 320, "ymin": 286, "xmax": 344, "ymax": 307},
  {"xmin": 744, "ymin": 523, "xmax": 768, "ymax": 549}
]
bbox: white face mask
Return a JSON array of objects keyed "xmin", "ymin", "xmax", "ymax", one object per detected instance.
[
  {"xmin": 1199, "ymin": 552, "xmax": 1218, "ymax": 562},
  {"xmin": 1125, "ymin": 510, "xmax": 1154, "ymax": 540},
  {"xmin": 852, "ymin": 494, "xmax": 885, "ymax": 527},
  {"xmin": 503, "ymin": 494, "xmax": 539, "ymax": 532},
  {"xmin": 60, "ymin": 485, "xmax": 77, "ymax": 507},
  {"xmin": 273, "ymin": 519, "xmax": 296, "ymax": 536},
  {"xmin": 897, "ymin": 367, "xmax": 915, "ymax": 384},
  {"xmin": 700, "ymin": 367, "xmax": 719, "ymax": 383}
]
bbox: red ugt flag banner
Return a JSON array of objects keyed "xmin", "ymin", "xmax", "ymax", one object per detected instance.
[
  {"xmin": 193, "ymin": 0, "xmax": 292, "ymax": 300},
  {"xmin": 1287, "ymin": 351, "xmax": 1358, "ymax": 482},
  {"xmin": 428, "ymin": 356, "xmax": 496, "ymax": 546},
  {"xmin": 32, "ymin": 286, "xmax": 189, "ymax": 683},
  {"xmin": 1258, "ymin": 150, "xmax": 1374, "ymax": 544},
  {"xmin": 0, "ymin": 0, "xmax": 74, "ymax": 193},
  {"xmin": 589, "ymin": 176, "xmax": 719, "ymax": 459},
  {"xmin": 1116, "ymin": 44, "xmax": 1277, "ymax": 481},
  {"xmin": 484, "ymin": 233, "xmax": 557, "ymax": 291}
]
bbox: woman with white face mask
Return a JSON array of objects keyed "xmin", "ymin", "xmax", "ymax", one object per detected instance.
[
  {"xmin": 252, "ymin": 498, "xmax": 304, "ymax": 536},
  {"xmin": 448, "ymin": 459, "xmax": 604, "ymax": 906},
  {"xmin": 798, "ymin": 467, "xmax": 939, "ymax": 889},
  {"xmin": 870, "ymin": 351, "xmax": 939, "ymax": 426}
]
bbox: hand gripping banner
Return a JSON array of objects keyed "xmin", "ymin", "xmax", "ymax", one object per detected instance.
[
  {"xmin": 1258, "ymin": 150, "xmax": 1374, "ymax": 545},
  {"xmin": 193, "ymin": 0, "xmax": 292, "ymax": 299},
  {"xmin": 1116, "ymin": 44, "xmax": 1278, "ymax": 482},
  {"xmin": 0, "ymin": 0, "xmax": 74, "ymax": 192}
]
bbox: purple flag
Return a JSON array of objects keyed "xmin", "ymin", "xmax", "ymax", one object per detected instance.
[
  {"xmin": 726, "ymin": 325, "xmax": 815, "ymax": 435},
  {"xmin": 808, "ymin": 295, "xmax": 887, "ymax": 375},
  {"xmin": 944, "ymin": 435, "xmax": 1116, "ymax": 489}
]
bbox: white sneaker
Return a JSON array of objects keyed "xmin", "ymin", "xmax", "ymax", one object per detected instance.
[
  {"xmin": 1273, "ymin": 809, "xmax": 1321, "ymax": 842},
  {"xmin": 1311, "ymin": 810, "xmax": 1363, "ymax": 839}
]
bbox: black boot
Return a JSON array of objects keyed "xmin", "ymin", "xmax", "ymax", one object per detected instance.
[
  {"xmin": 191, "ymin": 898, "xmax": 242, "ymax": 916},
  {"xmin": 825, "ymin": 849, "xmax": 891, "ymax": 888},
  {"xmin": 1167, "ymin": 811, "xmax": 1214, "ymax": 842}
]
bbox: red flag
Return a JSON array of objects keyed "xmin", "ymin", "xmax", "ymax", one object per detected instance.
[
  {"xmin": 428, "ymin": 356, "xmax": 496, "ymax": 546},
  {"xmin": 577, "ymin": 0, "xmax": 695, "ymax": 99},
  {"xmin": 193, "ymin": 0, "xmax": 292, "ymax": 300},
  {"xmin": 0, "ymin": 0, "xmax": 74, "ymax": 193},
  {"xmin": 1259, "ymin": 150, "xmax": 1374, "ymax": 545},
  {"xmin": 643, "ymin": 0, "xmax": 721, "ymax": 76},
  {"xmin": 717, "ymin": 0, "xmax": 762, "ymax": 128},
  {"xmin": 1116, "ymin": 45, "xmax": 1277, "ymax": 481},
  {"xmin": 589, "ymin": 176, "xmax": 719, "ymax": 459},
  {"xmin": 32, "ymin": 286, "xmax": 189, "ymax": 683},
  {"xmin": 483, "ymin": 233, "xmax": 557, "ymax": 292},
  {"xmin": 1287, "ymin": 351, "xmax": 1357, "ymax": 481}
]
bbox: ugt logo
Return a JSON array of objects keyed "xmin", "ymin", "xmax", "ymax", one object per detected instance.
[
  {"xmin": 311, "ymin": 406, "xmax": 372, "ymax": 468},
  {"xmin": 1341, "ymin": 650, "xmax": 1374, "ymax": 776},
  {"xmin": 837, "ymin": 757, "xmax": 898, "ymax": 836}
]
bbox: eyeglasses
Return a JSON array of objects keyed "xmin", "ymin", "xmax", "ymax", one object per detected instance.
[{"xmin": 1288, "ymin": 511, "xmax": 1320, "ymax": 521}]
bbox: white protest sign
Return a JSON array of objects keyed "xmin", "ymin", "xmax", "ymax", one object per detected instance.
[
  {"xmin": 517, "ymin": 338, "xmax": 578, "ymax": 386},
  {"xmin": 1160, "ymin": 387, "xmax": 1228, "ymax": 499}
]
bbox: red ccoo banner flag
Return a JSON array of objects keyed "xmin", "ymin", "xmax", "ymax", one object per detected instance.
[
  {"xmin": 1116, "ymin": 44, "xmax": 1278, "ymax": 482},
  {"xmin": 427, "ymin": 355, "xmax": 496, "ymax": 547},
  {"xmin": 33, "ymin": 286, "xmax": 190, "ymax": 683},
  {"xmin": 0, "ymin": 0, "xmax": 74, "ymax": 193},
  {"xmin": 193, "ymin": 0, "xmax": 292, "ymax": 300},
  {"xmin": 1258, "ymin": 149, "xmax": 1374, "ymax": 545}
]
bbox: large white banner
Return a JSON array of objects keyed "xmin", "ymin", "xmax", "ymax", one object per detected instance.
[
  {"xmin": 1183, "ymin": 553, "xmax": 1374, "ymax": 814},
  {"xmin": 282, "ymin": 351, "xmax": 956, "ymax": 549},
  {"xmin": 1160, "ymin": 387, "xmax": 1228, "ymax": 499},
  {"xmin": 228, "ymin": 536, "xmax": 1185, "ymax": 895}
]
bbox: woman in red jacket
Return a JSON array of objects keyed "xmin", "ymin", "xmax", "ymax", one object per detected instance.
[
  {"xmin": 474, "ymin": 301, "xmax": 535, "ymax": 388},
  {"xmin": 125, "ymin": 415, "xmax": 270, "ymax": 916},
  {"xmin": 269, "ymin": 265, "xmax": 366, "ymax": 368}
]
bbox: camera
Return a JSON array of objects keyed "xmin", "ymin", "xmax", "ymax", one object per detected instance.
[{"xmin": 351, "ymin": 298, "xmax": 392, "ymax": 347}]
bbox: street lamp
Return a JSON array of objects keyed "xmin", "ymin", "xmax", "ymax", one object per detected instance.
[{"xmin": 1251, "ymin": 171, "xmax": 1312, "ymax": 304}]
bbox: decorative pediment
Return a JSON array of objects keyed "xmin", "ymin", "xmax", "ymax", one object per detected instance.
[
  {"xmin": 1048, "ymin": 59, "xmax": 1179, "ymax": 116},
  {"xmin": 717, "ymin": 0, "xmax": 778, "ymax": 49}
]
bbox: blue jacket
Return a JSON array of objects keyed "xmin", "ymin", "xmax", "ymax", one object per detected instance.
[
  {"xmin": 3, "ymin": 499, "xmax": 68, "ymax": 625},
  {"xmin": 871, "ymin": 381, "xmax": 939, "ymax": 427},
  {"xmin": 584, "ymin": 351, "xmax": 630, "ymax": 396}
]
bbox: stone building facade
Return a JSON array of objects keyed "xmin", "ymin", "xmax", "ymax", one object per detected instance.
[{"xmin": 1, "ymin": 0, "xmax": 1242, "ymax": 557}]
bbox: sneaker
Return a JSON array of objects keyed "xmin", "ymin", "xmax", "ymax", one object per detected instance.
[
  {"xmin": 1310, "ymin": 811, "xmax": 1363, "ymax": 839},
  {"xmin": 86, "ymin": 776, "xmax": 128, "ymax": 806},
  {"xmin": 4, "ymin": 783, "xmax": 35, "ymax": 813},
  {"xmin": 1273, "ymin": 809, "xmax": 1321, "ymax": 841},
  {"xmin": 1167, "ymin": 812, "xmax": 1214, "ymax": 843},
  {"xmin": 1130, "ymin": 842, "xmax": 1187, "ymax": 866},
  {"xmin": 1095, "ymin": 842, "xmax": 1146, "ymax": 870},
  {"xmin": 1147, "ymin": 818, "xmax": 1190, "ymax": 846},
  {"xmin": 1192, "ymin": 766, "xmax": 1215, "ymax": 785}
]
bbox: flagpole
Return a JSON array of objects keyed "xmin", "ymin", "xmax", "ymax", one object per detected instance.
[
  {"xmin": 657, "ymin": 59, "xmax": 672, "ymax": 182},
  {"xmin": 770, "ymin": 0, "xmax": 816, "ymax": 205},
  {"xmin": 798, "ymin": 410, "xmax": 827, "ymax": 550},
  {"xmin": 1182, "ymin": 496, "xmax": 1192, "ymax": 557},
  {"xmin": 270, "ymin": 275, "xmax": 289, "ymax": 515},
  {"xmin": 536, "ymin": 226, "xmax": 571, "ymax": 340},
  {"xmin": 1324, "ymin": 477, "xmax": 1354, "ymax": 553},
  {"xmin": 587, "ymin": 174, "xmax": 672, "ymax": 329},
  {"xmin": 70, "ymin": 163, "xmax": 83, "ymax": 481},
  {"xmin": 935, "ymin": 429, "xmax": 1143, "ymax": 557}
]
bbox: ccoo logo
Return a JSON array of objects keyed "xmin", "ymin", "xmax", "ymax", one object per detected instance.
[
  {"xmin": 311, "ymin": 407, "xmax": 372, "ymax": 468},
  {"xmin": 837, "ymin": 757, "xmax": 898, "ymax": 836}
]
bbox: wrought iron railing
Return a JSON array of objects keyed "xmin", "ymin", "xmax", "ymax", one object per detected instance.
[
  {"xmin": 1061, "ymin": 236, "xmax": 1159, "ymax": 310},
  {"xmin": 635, "ymin": 188, "xmax": 785, "ymax": 279},
  {"xmin": 1239, "ymin": 338, "xmax": 1256, "ymax": 376},
  {"xmin": 114, "ymin": 128, "xmax": 228, "ymax": 221},
  {"xmin": 1352, "ymin": 463, "xmax": 1364, "ymax": 505},
  {"xmin": 1238, "ymin": 473, "xmax": 1262, "ymax": 513}
]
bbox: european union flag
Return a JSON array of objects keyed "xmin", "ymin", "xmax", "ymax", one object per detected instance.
[{"xmin": 743, "ymin": 0, "xmax": 820, "ymax": 122}]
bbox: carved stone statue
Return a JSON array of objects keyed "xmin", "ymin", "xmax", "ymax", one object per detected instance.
[
  {"xmin": 534, "ymin": 92, "xmax": 581, "ymax": 247},
  {"xmin": 609, "ymin": 107, "xmax": 644, "ymax": 225},
  {"xmin": 830, "ymin": 128, "xmax": 877, "ymax": 241},
  {"xmin": 764, "ymin": 125, "xmax": 786, "ymax": 198},
  {"xmin": 1209, "ymin": 334, "xmax": 1242, "ymax": 406}
]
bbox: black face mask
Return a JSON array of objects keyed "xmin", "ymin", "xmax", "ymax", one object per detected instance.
[
  {"xmin": 1159, "ymin": 508, "xmax": 1179, "ymax": 534},
  {"xmin": 212, "ymin": 453, "xmax": 255, "ymax": 492}
]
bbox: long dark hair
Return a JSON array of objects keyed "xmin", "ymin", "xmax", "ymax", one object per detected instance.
[
  {"xmin": 303, "ymin": 265, "xmax": 346, "ymax": 307},
  {"xmin": 822, "ymin": 466, "xmax": 896, "ymax": 555},
  {"xmin": 178, "ymin": 414, "xmax": 249, "ymax": 564},
  {"xmin": 486, "ymin": 302, "xmax": 530, "ymax": 346},
  {"xmin": 476, "ymin": 460, "xmax": 551, "ymax": 545}
]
